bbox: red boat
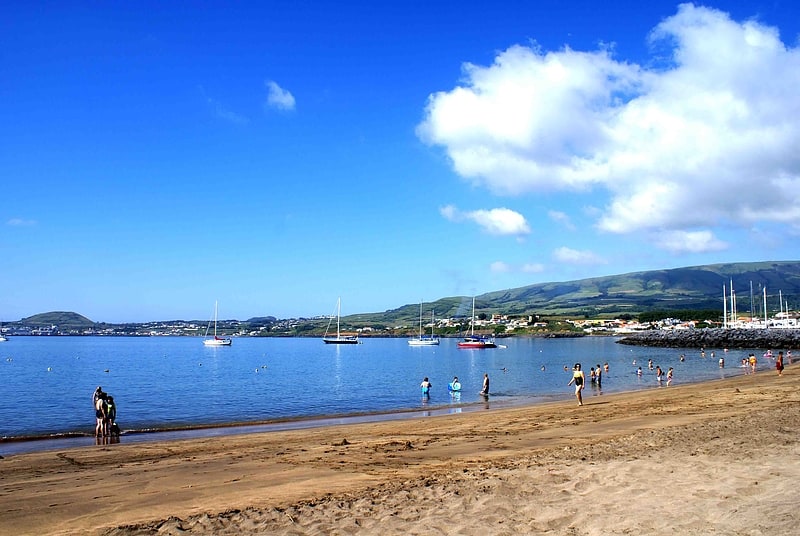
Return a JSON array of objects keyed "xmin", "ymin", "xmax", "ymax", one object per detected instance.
[
  {"xmin": 457, "ymin": 297, "xmax": 496, "ymax": 349},
  {"xmin": 457, "ymin": 335, "xmax": 497, "ymax": 349}
]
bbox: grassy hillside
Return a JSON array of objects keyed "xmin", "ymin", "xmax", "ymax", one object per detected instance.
[
  {"xmin": 10, "ymin": 261, "xmax": 800, "ymax": 329},
  {"xmin": 19, "ymin": 311, "xmax": 95, "ymax": 329},
  {"xmin": 349, "ymin": 261, "xmax": 800, "ymax": 325}
]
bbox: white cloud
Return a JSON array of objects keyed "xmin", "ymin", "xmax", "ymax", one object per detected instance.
[
  {"xmin": 548, "ymin": 210, "xmax": 576, "ymax": 231},
  {"xmin": 7, "ymin": 218, "xmax": 36, "ymax": 226},
  {"xmin": 657, "ymin": 230, "xmax": 728, "ymax": 254},
  {"xmin": 552, "ymin": 247, "xmax": 606, "ymax": 265},
  {"xmin": 265, "ymin": 80, "xmax": 296, "ymax": 111},
  {"xmin": 418, "ymin": 4, "xmax": 800, "ymax": 253},
  {"xmin": 440, "ymin": 205, "xmax": 531, "ymax": 236},
  {"xmin": 208, "ymin": 97, "xmax": 248, "ymax": 124},
  {"xmin": 490, "ymin": 261, "xmax": 512, "ymax": 273},
  {"xmin": 521, "ymin": 262, "xmax": 546, "ymax": 273}
]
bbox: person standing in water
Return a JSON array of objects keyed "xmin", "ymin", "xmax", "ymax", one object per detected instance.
[
  {"xmin": 480, "ymin": 373, "xmax": 490, "ymax": 396},
  {"xmin": 567, "ymin": 363, "xmax": 585, "ymax": 406},
  {"xmin": 420, "ymin": 377, "xmax": 432, "ymax": 396},
  {"xmin": 94, "ymin": 391, "xmax": 108, "ymax": 437}
]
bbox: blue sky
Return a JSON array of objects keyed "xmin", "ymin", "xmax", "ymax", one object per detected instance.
[{"xmin": 3, "ymin": 1, "xmax": 800, "ymax": 323}]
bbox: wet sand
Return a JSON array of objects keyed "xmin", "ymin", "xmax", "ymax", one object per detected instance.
[{"xmin": 1, "ymin": 365, "xmax": 797, "ymax": 535}]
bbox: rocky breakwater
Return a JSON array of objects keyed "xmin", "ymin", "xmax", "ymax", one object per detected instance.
[{"xmin": 617, "ymin": 328, "xmax": 800, "ymax": 349}]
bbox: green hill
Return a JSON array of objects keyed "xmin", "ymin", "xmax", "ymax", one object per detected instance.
[
  {"xmin": 19, "ymin": 311, "xmax": 95, "ymax": 329},
  {"xmin": 348, "ymin": 260, "xmax": 800, "ymax": 325},
  {"xmin": 11, "ymin": 261, "xmax": 800, "ymax": 329}
]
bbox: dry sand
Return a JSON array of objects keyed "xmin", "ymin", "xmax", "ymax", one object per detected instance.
[{"xmin": 1, "ymin": 365, "xmax": 798, "ymax": 535}]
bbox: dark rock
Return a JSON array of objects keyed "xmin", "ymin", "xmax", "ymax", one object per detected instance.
[{"xmin": 616, "ymin": 328, "xmax": 800, "ymax": 349}]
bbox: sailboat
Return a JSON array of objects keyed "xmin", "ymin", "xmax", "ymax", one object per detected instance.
[
  {"xmin": 323, "ymin": 297, "xmax": 360, "ymax": 344},
  {"xmin": 457, "ymin": 297, "xmax": 496, "ymax": 349},
  {"xmin": 408, "ymin": 301, "xmax": 439, "ymax": 346},
  {"xmin": 203, "ymin": 301, "xmax": 232, "ymax": 346}
]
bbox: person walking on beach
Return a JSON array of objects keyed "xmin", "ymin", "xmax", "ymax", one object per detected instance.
[
  {"xmin": 749, "ymin": 353, "xmax": 757, "ymax": 373},
  {"xmin": 480, "ymin": 373, "xmax": 490, "ymax": 396},
  {"xmin": 567, "ymin": 363, "xmax": 585, "ymax": 406},
  {"xmin": 776, "ymin": 351, "xmax": 784, "ymax": 376}
]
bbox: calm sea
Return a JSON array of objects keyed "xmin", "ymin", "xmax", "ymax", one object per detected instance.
[{"xmin": 0, "ymin": 335, "xmax": 769, "ymax": 454}]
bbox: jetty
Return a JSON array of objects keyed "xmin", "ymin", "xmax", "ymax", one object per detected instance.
[{"xmin": 617, "ymin": 328, "xmax": 800, "ymax": 349}]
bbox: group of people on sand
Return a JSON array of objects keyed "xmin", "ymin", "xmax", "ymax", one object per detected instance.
[
  {"xmin": 420, "ymin": 373, "xmax": 490, "ymax": 397},
  {"xmin": 93, "ymin": 386, "xmax": 119, "ymax": 438}
]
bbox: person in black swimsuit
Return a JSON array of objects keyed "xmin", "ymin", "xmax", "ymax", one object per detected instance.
[
  {"xmin": 567, "ymin": 363, "xmax": 585, "ymax": 406},
  {"xmin": 94, "ymin": 392, "xmax": 108, "ymax": 437}
]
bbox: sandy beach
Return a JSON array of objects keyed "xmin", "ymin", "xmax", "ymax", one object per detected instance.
[{"xmin": 1, "ymin": 365, "xmax": 798, "ymax": 536}]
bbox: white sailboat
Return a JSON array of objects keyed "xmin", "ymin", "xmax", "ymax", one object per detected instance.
[
  {"xmin": 203, "ymin": 301, "xmax": 232, "ymax": 346},
  {"xmin": 457, "ymin": 297, "xmax": 496, "ymax": 349},
  {"xmin": 408, "ymin": 301, "xmax": 439, "ymax": 346},
  {"xmin": 323, "ymin": 297, "xmax": 359, "ymax": 344}
]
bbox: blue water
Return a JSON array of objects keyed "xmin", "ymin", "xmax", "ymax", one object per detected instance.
[{"xmin": 0, "ymin": 336, "xmax": 769, "ymax": 452}]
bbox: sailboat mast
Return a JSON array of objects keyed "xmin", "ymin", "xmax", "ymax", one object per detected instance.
[
  {"xmin": 336, "ymin": 298, "xmax": 340, "ymax": 338},
  {"xmin": 471, "ymin": 297, "xmax": 475, "ymax": 336},
  {"xmin": 419, "ymin": 301, "xmax": 423, "ymax": 337}
]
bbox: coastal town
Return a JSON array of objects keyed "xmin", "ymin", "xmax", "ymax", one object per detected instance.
[{"xmin": 2, "ymin": 309, "xmax": 798, "ymax": 339}]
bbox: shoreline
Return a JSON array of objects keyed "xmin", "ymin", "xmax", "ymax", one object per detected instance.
[
  {"xmin": 1, "ymin": 364, "xmax": 797, "ymax": 535},
  {"xmin": 0, "ymin": 397, "xmax": 511, "ymax": 456},
  {"xmin": 0, "ymin": 362, "xmax": 745, "ymax": 454}
]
